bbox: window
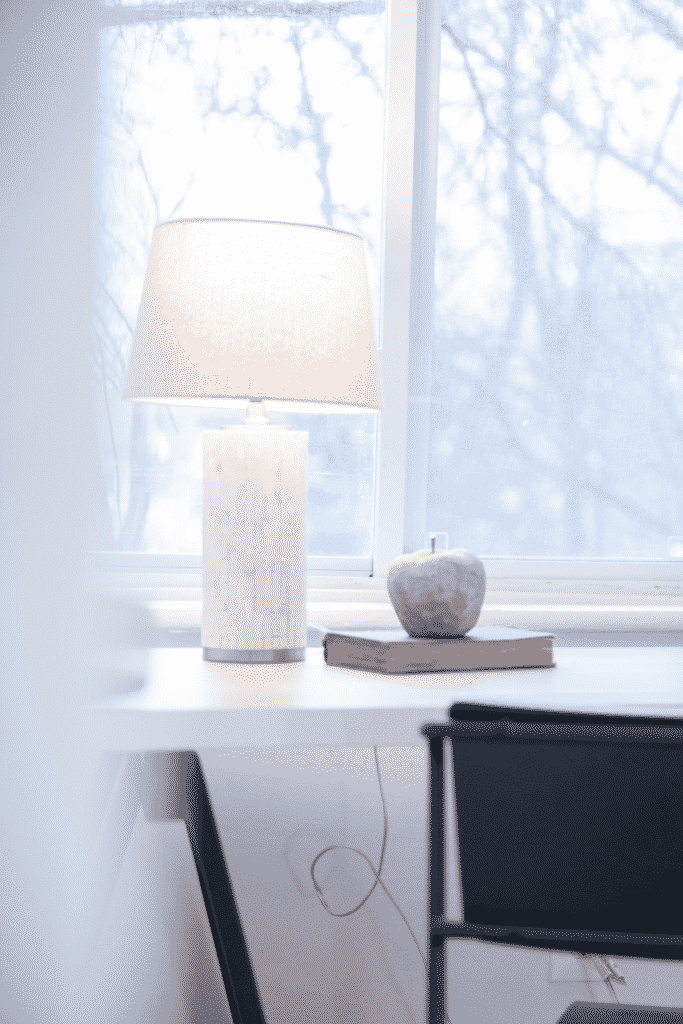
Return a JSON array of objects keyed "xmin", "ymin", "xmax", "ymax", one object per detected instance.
[
  {"xmin": 96, "ymin": 0, "xmax": 385, "ymax": 566},
  {"xmin": 427, "ymin": 0, "xmax": 683, "ymax": 559},
  {"xmin": 95, "ymin": 0, "xmax": 683, "ymax": 623}
]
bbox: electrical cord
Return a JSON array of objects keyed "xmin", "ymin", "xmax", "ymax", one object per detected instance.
[
  {"xmin": 309, "ymin": 746, "xmax": 454, "ymax": 1024},
  {"xmin": 307, "ymin": 749, "xmax": 625, "ymax": 1018}
]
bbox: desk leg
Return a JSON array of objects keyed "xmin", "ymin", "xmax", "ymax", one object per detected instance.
[{"xmin": 143, "ymin": 750, "xmax": 268, "ymax": 1024}]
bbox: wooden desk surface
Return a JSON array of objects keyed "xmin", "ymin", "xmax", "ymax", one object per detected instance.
[{"xmin": 93, "ymin": 645, "xmax": 683, "ymax": 751}]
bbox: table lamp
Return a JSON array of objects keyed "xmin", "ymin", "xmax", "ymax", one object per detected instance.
[{"xmin": 123, "ymin": 218, "xmax": 382, "ymax": 663}]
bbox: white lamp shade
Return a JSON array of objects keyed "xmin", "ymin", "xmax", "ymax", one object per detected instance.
[{"xmin": 123, "ymin": 218, "xmax": 382, "ymax": 413}]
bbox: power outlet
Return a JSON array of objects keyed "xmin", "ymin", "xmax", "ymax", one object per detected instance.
[{"xmin": 548, "ymin": 953, "xmax": 622, "ymax": 984}]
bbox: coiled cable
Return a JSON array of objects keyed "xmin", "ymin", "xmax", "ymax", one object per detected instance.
[{"xmin": 309, "ymin": 746, "xmax": 453, "ymax": 1024}]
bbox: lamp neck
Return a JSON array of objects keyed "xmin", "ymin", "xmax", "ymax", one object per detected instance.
[{"xmin": 243, "ymin": 400, "xmax": 270, "ymax": 428}]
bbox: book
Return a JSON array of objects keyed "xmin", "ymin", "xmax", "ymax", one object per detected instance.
[{"xmin": 322, "ymin": 626, "xmax": 554, "ymax": 674}]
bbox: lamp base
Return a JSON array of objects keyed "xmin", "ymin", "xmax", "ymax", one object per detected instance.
[
  {"xmin": 203, "ymin": 647, "xmax": 306, "ymax": 664},
  {"xmin": 202, "ymin": 406, "xmax": 308, "ymax": 658}
]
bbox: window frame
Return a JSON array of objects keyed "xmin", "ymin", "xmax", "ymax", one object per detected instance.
[{"xmin": 95, "ymin": 0, "xmax": 683, "ymax": 630}]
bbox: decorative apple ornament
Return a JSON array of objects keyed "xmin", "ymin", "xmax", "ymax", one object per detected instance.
[{"xmin": 387, "ymin": 539, "xmax": 486, "ymax": 638}]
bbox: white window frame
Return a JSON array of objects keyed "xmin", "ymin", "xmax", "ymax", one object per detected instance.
[{"xmin": 95, "ymin": 0, "xmax": 683, "ymax": 633}]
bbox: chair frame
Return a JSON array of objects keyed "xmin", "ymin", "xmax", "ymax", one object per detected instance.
[{"xmin": 422, "ymin": 708, "xmax": 683, "ymax": 1024}]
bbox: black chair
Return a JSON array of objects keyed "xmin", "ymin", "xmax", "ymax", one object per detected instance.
[{"xmin": 422, "ymin": 704, "xmax": 683, "ymax": 1024}]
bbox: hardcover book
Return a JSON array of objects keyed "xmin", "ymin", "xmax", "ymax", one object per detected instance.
[{"xmin": 322, "ymin": 626, "xmax": 554, "ymax": 674}]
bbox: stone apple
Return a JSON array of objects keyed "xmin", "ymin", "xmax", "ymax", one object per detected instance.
[{"xmin": 387, "ymin": 547, "xmax": 486, "ymax": 638}]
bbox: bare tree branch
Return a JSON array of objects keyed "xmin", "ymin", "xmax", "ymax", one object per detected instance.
[
  {"xmin": 167, "ymin": 171, "xmax": 196, "ymax": 219},
  {"xmin": 136, "ymin": 151, "xmax": 160, "ymax": 223},
  {"xmin": 290, "ymin": 25, "xmax": 334, "ymax": 225},
  {"xmin": 651, "ymin": 75, "xmax": 683, "ymax": 174},
  {"xmin": 101, "ymin": 378, "xmax": 123, "ymax": 535},
  {"xmin": 628, "ymin": 0, "xmax": 683, "ymax": 49},
  {"xmin": 330, "ymin": 23, "xmax": 383, "ymax": 98},
  {"xmin": 477, "ymin": 379, "xmax": 676, "ymax": 536},
  {"xmin": 542, "ymin": 90, "xmax": 683, "ymax": 210},
  {"xmin": 440, "ymin": 20, "xmax": 670, "ymax": 295},
  {"xmin": 96, "ymin": 277, "xmax": 136, "ymax": 338}
]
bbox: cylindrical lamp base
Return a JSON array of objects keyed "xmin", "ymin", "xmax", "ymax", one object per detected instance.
[
  {"xmin": 203, "ymin": 647, "xmax": 306, "ymax": 664},
  {"xmin": 202, "ymin": 423, "xmax": 308, "ymax": 657}
]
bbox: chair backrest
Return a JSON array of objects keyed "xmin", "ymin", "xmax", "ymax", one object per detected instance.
[{"xmin": 423, "ymin": 704, "xmax": 683, "ymax": 959}]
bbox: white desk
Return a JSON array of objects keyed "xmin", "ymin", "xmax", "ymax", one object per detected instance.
[
  {"xmin": 92, "ymin": 645, "xmax": 683, "ymax": 1023},
  {"xmin": 95, "ymin": 645, "xmax": 683, "ymax": 751}
]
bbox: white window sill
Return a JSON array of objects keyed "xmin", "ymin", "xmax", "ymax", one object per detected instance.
[
  {"xmin": 138, "ymin": 598, "xmax": 683, "ymax": 635},
  {"xmin": 92, "ymin": 554, "xmax": 683, "ymax": 640}
]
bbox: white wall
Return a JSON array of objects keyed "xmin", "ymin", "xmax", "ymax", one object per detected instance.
[
  {"xmin": 1, "ymin": 3, "xmax": 107, "ymax": 1020},
  {"xmin": 91, "ymin": 745, "xmax": 683, "ymax": 1023}
]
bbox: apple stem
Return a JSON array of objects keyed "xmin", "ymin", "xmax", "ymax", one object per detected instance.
[{"xmin": 430, "ymin": 534, "xmax": 436, "ymax": 555}]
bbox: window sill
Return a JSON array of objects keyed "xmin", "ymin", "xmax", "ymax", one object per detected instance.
[
  {"xmin": 92, "ymin": 554, "xmax": 683, "ymax": 641},
  {"xmin": 129, "ymin": 599, "xmax": 683, "ymax": 645}
]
